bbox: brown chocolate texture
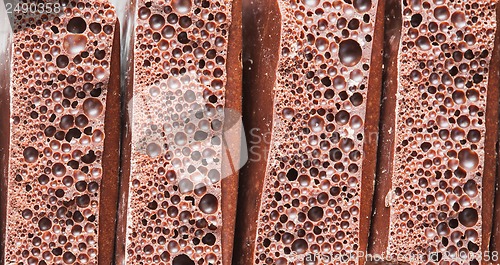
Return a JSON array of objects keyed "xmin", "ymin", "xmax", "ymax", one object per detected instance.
[
  {"xmin": 233, "ymin": 0, "xmax": 281, "ymax": 264},
  {"xmin": 240, "ymin": 0, "xmax": 383, "ymax": 264},
  {"xmin": 1, "ymin": 1, "xmax": 120, "ymax": 264},
  {"xmin": 240, "ymin": 1, "xmax": 500, "ymax": 265},
  {"xmin": 489, "ymin": 1, "xmax": 500, "ymax": 262},
  {"xmin": 99, "ymin": 18, "xmax": 122, "ymax": 265},
  {"xmin": 368, "ymin": 0, "xmax": 403, "ymax": 260},
  {"xmin": 3, "ymin": 0, "xmax": 500, "ymax": 264},
  {"xmin": 381, "ymin": 1, "xmax": 499, "ymax": 264},
  {"xmin": 116, "ymin": 0, "xmax": 241, "ymax": 264},
  {"xmin": 221, "ymin": 0, "xmax": 243, "ymax": 264}
]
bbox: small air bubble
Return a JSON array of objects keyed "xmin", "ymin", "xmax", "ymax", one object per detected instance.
[
  {"xmin": 38, "ymin": 217, "xmax": 52, "ymax": 231},
  {"xmin": 307, "ymin": 206, "xmax": 324, "ymax": 221},
  {"xmin": 451, "ymin": 11, "xmax": 466, "ymax": 28},
  {"xmin": 174, "ymin": 132, "xmax": 187, "ymax": 146},
  {"xmin": 22, "ymin": 209, "xmax": 33, "ymax": 219},
  {"xmin": 291, "ymin": 239, "xmax": 308, "ymax": 254},
  {"xmin": 301, "ymin": 0, "xmax": 320, "ymax": 7},
  {"xmin": 63, "ymin": 35, "xmax": 87, "ymax": 55},
  {"xmin": 308, "ymin": 116, "xmax": 325, "ymax": 133},
  {"xmin": 458, "ymin": 149, "xmax": 479, "ymax": 171},
  {"xmin": 138, "ymin": 7, "xmax": 151, "ymax": 20},
  {"xmin": 282, "ymin": 108, "xmax": 295, "ymax": 119},
  {"xmin": 315, "ymin": 37, "xmax": 329, "ymax": 52},
  {"xmin": 56, "ymin": 55, "xmax": 69, "ymax": 68},
  {"xmin": 434, "ymin": 6, "xmax": 450, "ymax": 21},
  {"xmin": 62, "ymin": 252, "xmax": 76, "ymax": 264},
  {"xmin": 353, "ymin": 0, "xmax": 372, "ymax": 12}
]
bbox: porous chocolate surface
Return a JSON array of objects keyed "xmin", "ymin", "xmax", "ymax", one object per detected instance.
[
  {"xmin": 385, "ymin": 1, "xmax": 499, "ymax": 264},
  {"xmin": 2, "ymin": 1, "xmax": 120, "ymax": 264},
  {"xmin": 117, "ymin": 0, "xmax": 239, "ymax": 264},
  {"xmin": 249, "ymin": 0, "xmax": 382, "ymax": 264}
]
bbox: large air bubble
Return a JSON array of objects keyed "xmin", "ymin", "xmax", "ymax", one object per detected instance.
[{"xmin": 339, "ymin": 40, "xmax": 362, "ymax": 66}]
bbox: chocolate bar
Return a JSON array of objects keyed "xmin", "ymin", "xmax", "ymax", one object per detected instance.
[
  {"xmin": 236, "ymin": 0, "xmax": 385, "ymax": 264},
  {"xmin": 371, "ymin": 1, "xmax": 499, "ymax": 264},
  {"xmin": 0, "ymin": 1, "xmax": 121, "ymax": 264},
  {"xmin": 116, "ymin": 0, "xmax": 242, "ymax": 264}
]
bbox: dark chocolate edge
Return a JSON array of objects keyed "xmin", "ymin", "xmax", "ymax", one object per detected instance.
[
  {"xmin": 358, "ymin": 0, "xmax": 386, "ymax": 263},
  {"xmin": 221, "ymin": 0, "xmax": 243, "ymax": 264},
  {"xmin": 483, "ymin": 1, "xmax": 500, "ymax": 260},
  {"xmin": 233, "ymin": 0, "xmax": 281, "ymax": 264},
  {"xmin": 0, "ymin": 29, "xmax": 12, "ymax": 265},
  {"xmin": 490, "ymin": 3, "xmax": 500, "ymax": 261},
  {"xmin": 98, "ymin": 18, "xmax": 121, "ymax": 265},
  {"xmin": 114, "ymin": 0, "xmax": 136, "ymax": 263},
  {"xmin": 367, "ymin": 0, "xmax": 403, "ymax": 260}
]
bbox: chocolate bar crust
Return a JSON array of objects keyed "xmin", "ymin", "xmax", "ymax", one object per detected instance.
[
  {"xmin": 491, "ymin": 2, "xmax": 500, "ymax": 260},
  {"xmin": 367, "ymin": 0, "xmax": 403, "ymax": 259},
  {"xmin": 233, "ymin": 0, "xmax": 281, "ymax": 264},
  {"xmin": 99, "ymin": 19, "xmax": 121, "ymax": 265},
  {"xmin": 221, "ymin": 0, "xmax": 243, "ymax": 264},
  {"xmin": 484, "ymin": 2, "xmax": 500, "ymax": 261}
]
